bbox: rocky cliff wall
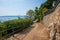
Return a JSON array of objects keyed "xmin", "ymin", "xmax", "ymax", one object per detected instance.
[
  {"xmin": 43, "ymin": 3, "xmax": 60, "ymax": 40},
  {"xmin": 43, "ymin": 3, "xmax": 60, "ymax": 27}
]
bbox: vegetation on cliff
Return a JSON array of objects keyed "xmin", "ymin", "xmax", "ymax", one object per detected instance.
[{"xmin": 27, "ymin": 0, "xmax": 57, "ymax": 22}]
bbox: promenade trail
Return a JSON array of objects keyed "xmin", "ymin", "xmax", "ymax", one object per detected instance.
[{"xmin": 7, "ymin": 22, "xmax": 49, "ymax": 40}]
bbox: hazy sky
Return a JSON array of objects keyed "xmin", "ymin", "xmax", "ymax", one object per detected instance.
[{"xmin": 0, "ymin": 0, "xmax": 46, "ymax": 16}]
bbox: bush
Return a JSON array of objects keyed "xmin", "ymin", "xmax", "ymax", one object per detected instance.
[{"xmin": 0, "ymin": 18, "xmax": 33, "ymax": 38}]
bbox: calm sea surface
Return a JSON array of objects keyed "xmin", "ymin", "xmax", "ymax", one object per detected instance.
[{"xmin": 0, "ymin": 16, "xmax": 26, "ymax": 22}]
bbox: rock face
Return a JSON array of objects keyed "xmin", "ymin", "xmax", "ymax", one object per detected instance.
[
  {"xmin": 48, "ymin": 23, "xmax": 56, "ymax": 40},
  {"xmin": 43, "ymin": 3, "xmax": 60, "ymax": 27},
  {"xmin": 43, "ymin": 3, "xmax": 60, "ymax": 40}
]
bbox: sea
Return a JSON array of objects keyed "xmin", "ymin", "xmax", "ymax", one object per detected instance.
[{"xmin": 0, "ymin": 16, "xmax": 26, "ymax": 22}]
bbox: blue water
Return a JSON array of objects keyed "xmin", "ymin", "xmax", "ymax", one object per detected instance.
[{"xmin": 0, "ymin": 16, "xmax": 26, "ymax": 22}]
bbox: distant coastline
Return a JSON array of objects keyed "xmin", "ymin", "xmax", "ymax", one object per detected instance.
[
  {"xmin": 0, "ymin": 15, "xmax": 26, "ymax": 17},
  {"xmin": 0, "ymin": 16, "xmax": 27, "ymax": 22}
]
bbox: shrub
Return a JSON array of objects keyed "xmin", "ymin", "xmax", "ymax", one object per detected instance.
[{"xmin": 0, "ymin": 18, "xmax": 33, "ymax": 38}]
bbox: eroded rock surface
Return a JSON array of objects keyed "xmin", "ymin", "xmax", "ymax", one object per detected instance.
[{"xmin": 43, "ymin": 3, "xmax": 60, "ymax": 40}]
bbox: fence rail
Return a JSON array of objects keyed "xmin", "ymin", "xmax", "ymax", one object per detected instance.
[{"xmin": 0, "ymin": 26, "xmax": 28, "ymax": 40}]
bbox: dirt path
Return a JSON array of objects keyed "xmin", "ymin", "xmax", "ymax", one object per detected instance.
[
  {"xmin": 7, "ymin": 22, "xmax": 50, "ymax": 40},
  {"xmin": 23, "ymin": 22, "xmax": 49, "ymax": 40}
]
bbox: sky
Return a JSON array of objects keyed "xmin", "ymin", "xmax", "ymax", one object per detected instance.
[{"xmin": 0, "ymin": 0, "xmax": 46, "ymax": 16}]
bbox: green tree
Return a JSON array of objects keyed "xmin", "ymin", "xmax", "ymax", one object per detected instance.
[
  {"xmin": 39, "ymin": 2, "xmax": 49, "ymax": 21},
  {"xmin": 27, "ymin": 10, "xmax": 34, "ymax": 18},
  {"xmin": 47, "ymin": 0, "xmax": 57, "ymax": 7},
  {"xmin": 34, "ymin": 7, "xmax": 39, "ymax": 21}
]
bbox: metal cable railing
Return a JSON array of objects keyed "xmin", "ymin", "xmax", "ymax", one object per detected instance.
[{"xmin": 0, "ymin": 26, "xmax": 28, "ymax": 40}]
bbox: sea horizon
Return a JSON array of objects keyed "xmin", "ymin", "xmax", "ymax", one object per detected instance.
[{"xmin": 0, "ymin": 15, "xmax": 27, "ymax": 22}]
